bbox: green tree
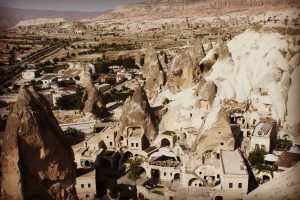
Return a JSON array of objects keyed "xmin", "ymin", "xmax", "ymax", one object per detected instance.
[
  {"xmin": 248, "ymin": 147, "xmax": 275, "ymax": 175},
  {"xmin": 127, "ymin": 158, "xmax": 144, "ymax": 185},
  {"xmin": 92, "ymin": 104, "xmax": 110, "ymax": 119}
]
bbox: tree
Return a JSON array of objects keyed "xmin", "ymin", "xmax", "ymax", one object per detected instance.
[
  {"xmin": 127, "ymin": 158, "xmax": 144, "ymax": 185},
  {"xmin": 248, "ymin": 147, "xmax": 274, "ymax": 176},
  {"xmin": 92, "ymin": 104, "xmax": 110, "ymax": 119}
]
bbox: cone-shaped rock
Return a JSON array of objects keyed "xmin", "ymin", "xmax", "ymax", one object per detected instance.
[
  {"xmin": 82, "ymin": 83, "xmax": 105, "ymax": 113},
  {"xmin": 1, "ymin": 86, "xmax": 78, "ymax": 200},
  {"xmin": 118, "ymin": 84, "xmax": 158, "ymax": 143},
  {"xmin": 142, "ymin": 44, "xmax": 165, "ymax": 100},
  {"xmin": 166, "ymin": 51, "xmax": 200, "ymax": 92}
]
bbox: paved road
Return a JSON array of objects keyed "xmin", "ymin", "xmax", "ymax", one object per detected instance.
[{"xmin": 0, "ymin": 43, "xmax": 65, "ymax": 89}]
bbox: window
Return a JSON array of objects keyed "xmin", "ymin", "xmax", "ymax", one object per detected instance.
[
  {"xmin": 131, "ymin": 143, "xmax": 134, "ymax": 147},
  {"xmin": 229, "ymin": 183, "xmax": 233, "ymax": 188},
  {"xmin": 136, "ymin": 143, "xmax": 139, "ymax": 147},
  {"xmin": 164, "ymin": 172, "xmax": 167, "ymax": 176},
  {"xmin": 170, "ymin": 173, "xmax": 172, "ymax": 176},
  {"xmin": 199, "ymin": 172, "xmax": 202, "ymax": 175},
  {"xmin": 107, "ymin": 136, "xmax": 109, "ymax": 139},
  {"xmin": 86, "ymin": 195, "xmax": 89, "ymax": 198},
  {"xmin": 81, "ymin": 184, "xmax": 84, "ymax": 188},
  {"xmin": 238, "ymin": 183, "xmax": 242, "ymax": 188},
  {"xmin": 110, "ymin": 142, "xmax": 113, "ymax": 146},
  {"xmin": 217, "ymin": 174, "xmax": 220, "ymax": 179},
  {"xmin": 220, "ymin": 142, "xmax": 224, "ymax": 146}
]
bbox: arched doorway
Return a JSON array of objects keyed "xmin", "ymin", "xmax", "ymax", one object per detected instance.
[
  {"xmin": 215, "ymin": 196, "xmax": 223, "ymax": 200},
  {"xmin": 174, "ymin": 173, "xmax": 180, "ymax": 180},
  {"xmin": 161, "ymin": 138, "xmax": 171, "ymax": 147},
  {"xmin": 84, "ymin": 160, "xmax": 92, "ymax": 168},
  {"xmin": 151, "ymin": 169, "xmax": 160, "ymax": 179},
  {"xmin": 262, "ymin": 175, "xmax": 271, "ymax": 183},
  {"xmin": 138, "ymin": 193, "xmax": 145, "ymax": 200}
]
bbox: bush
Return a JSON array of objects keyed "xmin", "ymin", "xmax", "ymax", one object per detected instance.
[
  {"xmin": 163, "ymin": 98, "xmax": 169, "ymax": 105},
  {"xmin": 92, "ymin": 104, "xmax": 110, "ymax": 119},
  {"xmin": 248, "ymin": 147, "xmax": 275, "ymax": 175}
]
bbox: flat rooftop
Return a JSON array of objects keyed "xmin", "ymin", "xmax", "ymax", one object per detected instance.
[
  {"xmin": 86, "ymin": 133, "xmax": 103, "ymax": 144},
  {"xmin": 275, "ymin": 151, "xmax": 300, "ymax": 168},
  {"xmin": 252, "ymin": 122, "xmax": 273, "ymax": 137},
  {"xmin": 101, "ymin": 126, "xmax": 118, "ymax": 136},
  {"xmin": 221, "ymin": 150, "xmax": 248, "ymax": 175}
]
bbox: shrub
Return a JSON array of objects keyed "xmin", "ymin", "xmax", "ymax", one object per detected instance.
[
  {"xmin": 163, "ymin": 98, "xmax": 170, "ymax": 105},
  {"xmin": 92, "ymin": 104, "xmax": 110, "ymax": 119}
]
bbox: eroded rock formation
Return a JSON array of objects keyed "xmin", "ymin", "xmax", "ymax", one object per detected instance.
[
  {"xmin": 118, "ymin": 84, "xmax": 158, "ymax": 143},
  {"xmin": 1, "ymin": 86, "xmax": 78, "ymax": 200},
  {"xmin": 193, "ymin": 107, "xmax": 235, "ymax": 163},
  {"xmin": 142, "ymin": 44, "xmax": 165, "ymax": 100},
  {"xmin": 166, "ymin": 50, "xmax": 200, "ymax": 92},
  {"xmin": 82, "ymin": 83, "xmax": 105, "ymax": 113},
  {"xmin": 196, "ymin": 80, "xmax": 217, "ymax": 109}
]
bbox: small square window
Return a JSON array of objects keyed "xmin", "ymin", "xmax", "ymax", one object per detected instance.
[
  {"xmin": 81, "ymin": 184, "xmax": 84, "ymax": 188},
  {"xmin": 229, "ymin": 183, "xmax": 233, "ymax": 188},
  {"xmin": 238, "ymin": 183, "xmax": 242, "ymax": 188},
  {"xmin": 131, "ymin": 143, "xmax": 134, "ymax": 147},
  {"xmin": 164, "ymin": 172, "xmax": 167, "ymax": 176},
  {"xmin": 110, "ymin": 142, "xmax": 113, "ymax": 146},
  {"xmin": 88, "ymin": 183, "xmax": 91, "ymax": 188},
  {"xmin": 217, "ymin": 174, "xmax": 220, "ymax": 178},
  {"xmin": 136, "ymin": 143, "xmax": 139, "ymax": 147}
]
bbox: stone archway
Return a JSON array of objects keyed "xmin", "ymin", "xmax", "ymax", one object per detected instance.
[{"xmin": 161, "ymin": 138, "xmax": 171, "ymax": 147}]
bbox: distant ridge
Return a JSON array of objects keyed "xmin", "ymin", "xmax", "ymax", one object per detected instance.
[
  {"xmin": 107, "ymin": 0, "xmax": 300, "ymax": 19},
  {"xmin": 0, "ymin": 7, "xmax": 111, "ymax": 28}
]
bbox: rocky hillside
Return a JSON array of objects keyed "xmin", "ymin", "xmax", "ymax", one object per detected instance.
[
  {"xmin": 111, "ymin": 0, "xmax": 300, "ymax": 19},
  {"xmin": 245, "ymin": 162, "xmax": 300, "ymax": 200},
  {"xmin": 205, "ymin": 29, "xmax": 300, "ymax": 127},
  {"xmin": 1, "ymin": 86, "xmax": 78, "ymax": 200}
]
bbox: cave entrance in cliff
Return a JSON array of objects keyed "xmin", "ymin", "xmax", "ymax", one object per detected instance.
[{"xmin": 161, "ymin": 138, "xmax": 171, "ymax": 148}]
